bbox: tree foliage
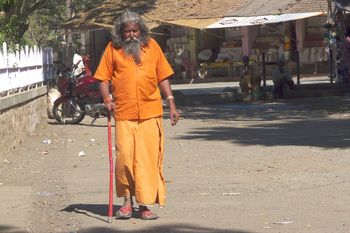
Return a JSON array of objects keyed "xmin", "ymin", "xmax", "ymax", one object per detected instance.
[
  {"xmin": 0, "ymin": 0, "xmax": 103, "ymax": 50},
  {"xmin": 25, "ymin": 3, "xmax": 67, "ymax": 49},
  {"xmin": 1, "ymin": 0, "xmax": 55, "ymax": 49}
]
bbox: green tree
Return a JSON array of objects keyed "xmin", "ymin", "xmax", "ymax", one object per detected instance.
[
  {"xmin": 0, "ymin": 0, "xmax": 59, "ymax": 49},
  {"xmin": 0, "ymin": 0, "xmax": 103, "ymax": 50},
  {"xmin": 25, "ymin": 4, "xmax": 67, "ymax": 48}
]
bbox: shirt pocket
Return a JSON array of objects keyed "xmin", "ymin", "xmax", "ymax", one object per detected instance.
[{"xmin": 138, "ymin": 67, "xmax": 160, "ymax": 100}]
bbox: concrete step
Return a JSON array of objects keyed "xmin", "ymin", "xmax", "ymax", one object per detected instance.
[
  {"xmin": 294, "ymin": 83, "xmax": 350, "ymax": 90},
  {"xmin": 286, "ymin": 88, "xmax": 350, "ymax": 99},
  {"xmin": 173, "ymin": 83, "xmax": 350, "ymax": 105},
  {"xmin": 284, "ymin": 83, "xmax": 350, "ymax": 99},
  {"xmin": 173, "ymin": 88, "xmax": 238, "ymax": 105}
]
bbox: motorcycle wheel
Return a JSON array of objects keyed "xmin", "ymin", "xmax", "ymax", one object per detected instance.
[{"xmin": 52, "ymin": 97, "xmax": 85, "ymax": 124}]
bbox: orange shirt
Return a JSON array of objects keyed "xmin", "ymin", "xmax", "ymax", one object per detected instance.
[{"xmin": 94, "ymin": 38, "xmax": 174, "ymax": 120}]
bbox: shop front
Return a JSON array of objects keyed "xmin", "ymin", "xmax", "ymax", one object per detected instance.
[{"xmin": 160, "ymin": 12, "xmax": 328, "ymax": 83}]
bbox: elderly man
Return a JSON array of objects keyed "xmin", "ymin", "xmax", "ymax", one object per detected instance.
[{"xmin": 94, "ymin": 10, "xmax": 180, "ymax": 220}]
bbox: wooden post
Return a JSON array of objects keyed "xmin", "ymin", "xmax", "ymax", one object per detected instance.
[
  {"xmin": 329, "ymin": 48, "xmax": 334, "ymax": 83},
  {"xmin": 189, "ymin": 29, "xmax": 198, "ymax": 79},
  {"xmin": 65, "ymin": 0, "xmax": 73, "ymax": 67},
  {"xmin": 262, "ymin": 52, "xmax": 266, "ymax": 87},
  {"xmin": 296, "ymin": 50, "xmax": 301, "ymax": 85}
]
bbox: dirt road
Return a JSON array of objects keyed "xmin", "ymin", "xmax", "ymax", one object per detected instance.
[{"xmin": 1, "ymin": 96, "xmax": 350, "ymax": 233}]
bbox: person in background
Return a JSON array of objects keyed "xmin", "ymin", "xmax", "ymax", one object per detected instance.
[
  {"xmin": 342, "ymin": 25, "xmax": 350, "ymax": 82},
  {"xmin": 239, "ymin": 56, "xmax": 261, "ymax": 100},
  {"xmin": 94, "ymin": 10, "xmax": 180, "ymax": 220},
  {"xmin": 239, "ymin": 56, "xmax": 252, "ymax": 96},
  {"xmin": 272, "ymin": 58, "xmax": 294, "ymax": 98}
]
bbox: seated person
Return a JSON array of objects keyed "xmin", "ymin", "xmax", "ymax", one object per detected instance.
[
  {"xmin": 240, "ymin": 56, "xmax": 252, "ymax": 95},
  {"xmin": 240, "ymin": 56, "xmax": 261, "ymax": 99},
  {"xmin": 272, "ymin": 59, "xmax": 294, "ymax": 98}
]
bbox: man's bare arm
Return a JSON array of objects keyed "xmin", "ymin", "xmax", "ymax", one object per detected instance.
[
  {"xmin": 159, "ymin": 78, "xmax": 180, "ymax": 126},
  {"xmin": 99, "ymin": 81, "xmax": 115, "ymax": 111}
]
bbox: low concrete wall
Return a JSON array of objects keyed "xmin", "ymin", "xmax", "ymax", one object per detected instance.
[{"xmin": 0, "ymin": 86, "xmax": 47, "ymax": 161}]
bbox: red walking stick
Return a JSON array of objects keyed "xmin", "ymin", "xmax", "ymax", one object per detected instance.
[{"xmin": 107, "ymin": 112, "xmax": 114, "ymax": 223}]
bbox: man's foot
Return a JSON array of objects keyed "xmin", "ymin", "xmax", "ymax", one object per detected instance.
[
  {"xmin": 138, "ymin": 206, "xmax": 158, "ymax": 220},
  {"xmin": 116, "ymin": 197, "xmax": 133, "ymax": 219},
  {"xmin": 116, "ymin": 205, "xmax": 133, "ymax": 219}
]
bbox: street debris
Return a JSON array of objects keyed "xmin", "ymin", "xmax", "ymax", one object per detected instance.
[
  {"xmin": 78, "ymin": 151, "xmax": 86, "ymax": 157},
  {"xmin": 37, "ymin": 191, "xmax": 52, "ymax": 197},
  {"xmin": 3, "ymin": 159, "xmax": 11, "ymax": 164},
  {"xmin": 38, "ymin": 151, "xmax": 49, "ymax": 156},
  {"xmin": 42, "ymin": 139, "xmax": 52, "ymax": 144},
  {"xmin": 273, "ymin": 220, "xmax": 294, "ymax": 225},
  {"xmin": 222, "ymin": 192, "xmax": 241, "ymax": 196}
]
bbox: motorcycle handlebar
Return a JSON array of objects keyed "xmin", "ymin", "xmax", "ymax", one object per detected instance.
[{"xmin": 72, "ymin": 60, "xmax": 82, "ymax": 69}]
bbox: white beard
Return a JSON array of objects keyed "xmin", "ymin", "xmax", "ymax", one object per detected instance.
[{"xmin": 122, "ymin": 38, "xmax": 141, "ymax": 64}]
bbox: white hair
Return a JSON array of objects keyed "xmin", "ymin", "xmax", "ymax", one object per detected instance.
[{"xmin": 111, "ymin": 10, "xmax": 150, "ymax": 49}]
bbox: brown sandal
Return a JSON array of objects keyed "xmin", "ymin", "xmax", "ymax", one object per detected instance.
[{"xmin": 139, "ymin": 207, "xmax": 158, "ymax": 220}]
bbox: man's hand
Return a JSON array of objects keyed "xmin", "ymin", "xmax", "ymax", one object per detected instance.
[
  {"xmin": 104, "ymin": 98, "xmax": 115, "ymax": 112},
  {"xmin": 158, "ymin": 79, "xmax": 180, "ymax": 125},
  {"xmin": 99, "ymin": 81, "xmax": 115, "ymax": 111},
  {"xmin": 170, "ymin": 107, "xmax": 180, "ymax": 126},
  {"xmin": 168, "ymin": 98, "xmax": 180, "ymax": 126}
]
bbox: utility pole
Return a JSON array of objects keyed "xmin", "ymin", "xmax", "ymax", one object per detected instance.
[
  {"xmin": 65, "ymin": 0, "xmax": 73, "ymax": 66},
  {"xmin": 326, "ymin": 0, "xmax": 335, "ymax": 83}
]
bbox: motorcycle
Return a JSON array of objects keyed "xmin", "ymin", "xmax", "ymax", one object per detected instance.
[{"xmin": 52, "ymin": 57, "xmax": 108, "ymax": 124}]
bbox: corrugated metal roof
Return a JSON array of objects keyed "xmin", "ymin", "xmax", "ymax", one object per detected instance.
[
  {"xmin": 63, "ymin": 0, "xmax": 243, "ymax": 30},
  {"xmin": 225, "ymin": 0, "xmax": 327, "ymax": 17},
  {"xmin": 63, "ymin": 0, "xmax": 158, "ymax": 30},
  {"xmin": 148, "ymin": 0, "xmax": 243, "ymax": 20},
  {"xmin": 63, "ymin": 0, "xmax": 329, "ymax": 30},
  {"xmin": 283, "ymin": 0, "xmax": 328, "ymax": 13}
]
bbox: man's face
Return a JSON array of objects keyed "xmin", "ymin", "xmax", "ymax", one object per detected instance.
[
  {"xmin": 122, "ymin": 22, "xmax": 142, "ymax": 62},
  {"xmin": 123, "ymin": 22, "xmax": 141, "ymax": 42}
]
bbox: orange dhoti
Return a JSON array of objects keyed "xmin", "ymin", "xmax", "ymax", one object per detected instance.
[{"xmin": 115, "ymin": 117, "xmax": 166, "ymax": 206}]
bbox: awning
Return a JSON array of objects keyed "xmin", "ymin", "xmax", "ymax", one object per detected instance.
[
  {"xmin": 154, "ymin": 18, "xmax": 221, "ymax": 30},
  {"xmin": 153, "ymin": 12, "xmax": 325, "ymax": 30},
  {"xmin": 207, "ymin": 12, "xmax": 325, "ymax": 29}
]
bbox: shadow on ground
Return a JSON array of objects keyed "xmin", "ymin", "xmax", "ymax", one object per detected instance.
[
  {"xmin": 62, "ymin": 204, "xmax": 119, "ymax": 222},
  {"xmin": 62, "ymin": 204, "xmax": 254, "ymax": 233},
  {"xmin": 47, "ymin": 119, "xmax": 114, "ymax": 128},
  {"xmin": 167, "ymin": 97, "xmax": 350, "ymax": 149},
  {"xmin": 174, "ymin": 97, "xmax": 350, "ymax": 122},
  {"xmin": 0, "ymin": 223, "xmax": 254, "ymax": 233},
  {"xmin": 78, "ymin": 224, "xmax": 254, "ymax": 233},
  {"xmin": 0, "ymin": 225, "xmax": 26, "ymax": 233},
  {"xmin": 177, "ymin": 118, "xmax": 350, "ymax": 149}
]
